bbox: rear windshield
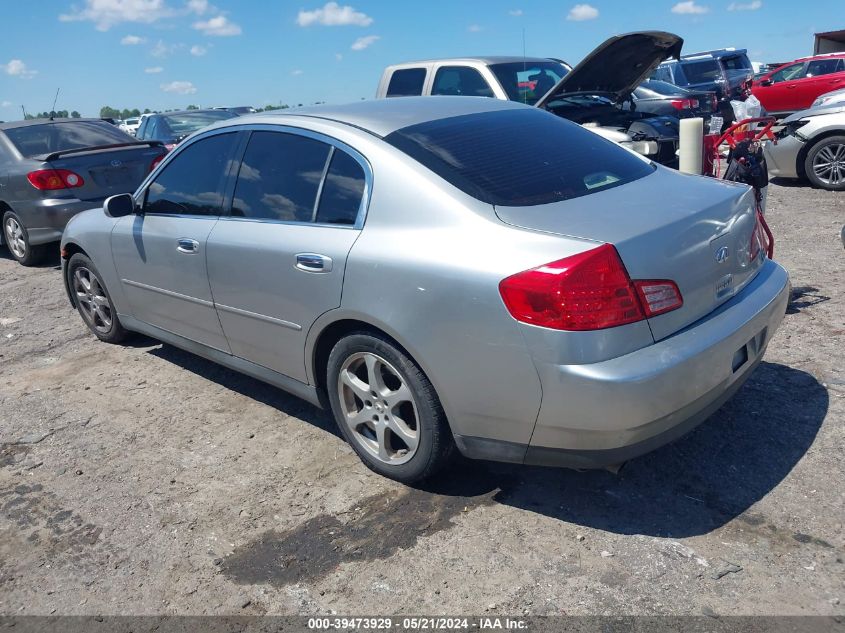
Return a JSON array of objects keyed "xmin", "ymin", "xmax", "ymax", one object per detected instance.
[
  {"xmin": 640, "ymin": 79, "xmax": 685, "ymax": 96},
  {"xmin": 384, "ymin": 108, "xmax": 654, "ymax": 207},
  {"xmin": 4, "ymin": 121, "xmax": 135, "ymax": 158}
]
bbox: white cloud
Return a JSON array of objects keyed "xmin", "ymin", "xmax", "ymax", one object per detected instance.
[
  {"xmin": 121, "ymin": 34, "xmax": 145, "ymax": 44},
  {"xmin": 145, "ymin": 66, "xmax": 164, "ymax": 73},
  {"xmin": 160, "ymin": 80, "xmax": 197, "ymax": 94},
  {"xmin": 291, "ymin": 69, "xmax": 304, "ymax": 76},
  {"xmin": 59, "ymin": 0, "xmax": 176, "ymax": 31},
  {"xmin": 2, "ymin": 59, "xmax": 37, "ymax": 78},
  {"xmin": 728, "ymin": 0, "xmax": 761, "ymax": 9},
  {"xmin": 508, "ymin": 9, "xmax": 523, "ymax": 16},
  {"xmin": 297, "ymin": 2, "xmax": 372, "ymax": 27},
  {"xmin": 566, "ymin": 4, "xmax": 599, "ymax": 20},
  {"xmin": 1, "ymin": 100, "xmax": 13, "ymax": 107},
  {"xmin": 671, "ymin": 1, "xmax": 710, "ymax": 14},
  {"xmin": 467, "ymin": 24, "xmax": 483, "ymax": 32},
  {"xmin": 151, "ymin": 40, "xmax": 184, "ymax": 57},
  {"xmin": 193, "ymin": 14, "xmax": 241, "ymax": 35},
  {"xmin": 350, "ymin": 34, "xmax": 379, "ymax": 51},
  {"xmin": 186, "ymin": 0, "xmax": 208, "ymax": 13},
  {"xmin": 190, "ymin": 44, "xmax": 207, "ymax": 56}
]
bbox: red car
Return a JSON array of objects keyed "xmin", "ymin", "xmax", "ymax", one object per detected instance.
[{"xmin": 752, "ymin": 53, "xmax": 845, "ymax": 115}]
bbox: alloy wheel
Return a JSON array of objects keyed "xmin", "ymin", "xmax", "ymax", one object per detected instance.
[
  {"xmin": 812, "ymin": 142, "xmax": 845, "ymax": 186},
  {"xmin": 337, "ymin": 351, "xmax": 420, "ymax": 465},
  {"xmin": 73, "ymin": 267, "xmax": 113, "ymax": 334},
  {"xmin": 4, "ymin": 217, "xmax": 27, "ymax": 259}
]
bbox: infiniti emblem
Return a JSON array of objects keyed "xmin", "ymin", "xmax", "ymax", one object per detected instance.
[
  {"xmin": 715, "ymin": 246, "xmax": 730, "ymax": 263},
  {"xmin": 110, "ymin": 159, "xmax": 122, "ymax": 167}
]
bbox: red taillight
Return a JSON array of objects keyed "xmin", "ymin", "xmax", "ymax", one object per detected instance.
[
  {"xmin": 633, "ymin": 280, "xmax": 683, "ymax": 317},
  {"xmin": 150, "ymin": 154, "xmax": 165, "ymax": 172},
  {"xmin": 27, "ymin": 169, "xmax": 85, "ymax": 191},
  {"xmin": 499, "ymin": 245, "xmax": 636, "ymax": 331},
  {"xmin": 670, "ymin": 98, "xmax": 693, "ymax": 110}
]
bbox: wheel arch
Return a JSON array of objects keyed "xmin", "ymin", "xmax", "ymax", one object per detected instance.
[
  {"xmin": 306, "ymin": 312, "xmax": 447, "ymax": 416},
  {"xmin": 60, "ymin": 242, "xmax": 91, "ymax": 307},
  {"xmin": 0, "ymin": 201, "xmax": 12, "ymax": 245}
]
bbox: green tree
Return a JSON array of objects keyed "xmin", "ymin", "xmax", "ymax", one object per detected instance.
[
  {"xmin": 186, "ymin": 104, "xmax": 199, "ymax": 110},
  {"xmin": 100, "ymin": 106, "xmax": 121, "ymax": 119},
  {"xmin": 71, "ymin": 111, "xmax": 81, "ymax": 118}
]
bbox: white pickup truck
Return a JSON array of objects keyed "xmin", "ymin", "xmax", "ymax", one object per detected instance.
[{"xmin": 375, "ymin": 32, "xmax": 686, "ymax": 166}]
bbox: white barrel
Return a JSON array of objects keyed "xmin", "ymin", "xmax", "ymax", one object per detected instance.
[{"xmin": 679, "ymin": 117, "xmax": 704, "ymax": 175}]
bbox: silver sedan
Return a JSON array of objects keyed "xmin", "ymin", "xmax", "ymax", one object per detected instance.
[{"xmin": 60, "ymin": 97, "xmax": 790, "ymax": 483}]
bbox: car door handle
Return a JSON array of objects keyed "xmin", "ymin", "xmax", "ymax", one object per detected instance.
[
  {"xmin": 295, "ymin": 253, "xmax": 333, "ymax": 273},
  {"xmin": 177, "ymin": 238, "xmax": 199, "ymax": 254}
]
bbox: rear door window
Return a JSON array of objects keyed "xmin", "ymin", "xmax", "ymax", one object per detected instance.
[
  {"xmin": 385, "ymin": 108, "xmax": 654, "ymax": 207},
  {"xmin": 314, "ymin": 150, "xmax": 367, "ymax": 225},
  {"xmin": 144, "ymin": 132, "xmax": 240, "ymax": 216},
  {"xmin": 432, "ymin": 66, "xmax": 495, "ymax": 98},
  {"xmin": 806, "ymin": 58, "xmax": 845, "ymax": 77},
  {"xmin": 678, "ymin": 60, "xmax": 721, "ymax": 84},
  {"xmin": 770, "ymin": 62, "xmax": 806, "ymax": 83},
  {"xmin": 231, "ymin": 131, "xmax": 331, "ymax": 222},
  {"xmin": 386, "ymin": 68, "xmax": 427, "ymax": 97}
]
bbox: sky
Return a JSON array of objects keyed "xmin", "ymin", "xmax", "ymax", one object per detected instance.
[{"xmin": 0, "ymin": 0, "xmax": 841, "ymax": 118}]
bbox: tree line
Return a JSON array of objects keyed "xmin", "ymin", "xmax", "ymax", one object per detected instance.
[
  {"xmin": 24, "ymin": 110, "xmax": 82, "ymax": 119},
  {"xmin": 98, "ymin": 104, "xmax": 296, "ymax": 120}
]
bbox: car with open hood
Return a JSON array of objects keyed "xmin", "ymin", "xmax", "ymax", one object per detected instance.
[
  {"xmin": 535, "ymin": 31, "xmax": 685, "ymax": 167},
  {"xmin": 60, "ymin": 97, "xmax": 788, "ymax": 483},
  {"xmin": 377, "ymin": 31, "xmax": 685, "ymax": 167}
]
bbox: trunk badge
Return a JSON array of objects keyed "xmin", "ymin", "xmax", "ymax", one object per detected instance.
[
  {"xmin": 110, "ymin": 159, "xmax": 122, "ymax": 167},
  {"xmin": 715, "ymin": 246, "xmax": 730, "ymax": 263}
]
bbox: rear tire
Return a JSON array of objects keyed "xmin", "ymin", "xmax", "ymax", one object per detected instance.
[
  {"xmin": 326, "ymin": 332, "xmax": 455, "ymax": 483},
  {"xmin": 3, "ymin": 211, "xmax": 48, "ymax": 266},
  {"xmin": 804, "ymin": 135, "xmax": 845, "ymax": 191},
  {"xmin": 67, "ymin": 252, "xmax": 128, "ymax": 344}
]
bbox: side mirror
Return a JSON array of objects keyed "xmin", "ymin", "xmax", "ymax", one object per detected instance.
[
  {"xmin": 760, "ymin": 79, "xmax": 772, "ymax": 87},
  {"xmin": 103, "ymin": 193, "xmax": 136, "ymax": 218}
]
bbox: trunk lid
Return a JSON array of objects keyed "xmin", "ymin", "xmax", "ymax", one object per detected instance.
[
  {"xmin": 494, "ymin": 168, "xmax": 765, "ymax": 341},
  {"xmin": 537, "ymin": 31, "xmax": 683, "ymax": 107},
  {"xmin": 41, "ymin": 143, "xmax": 165, "ymax": 201}
]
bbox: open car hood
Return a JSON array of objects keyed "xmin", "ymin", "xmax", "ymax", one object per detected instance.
[{"xmin": 536, "ymin": 31, "xmax": 683, "ymax": 107}]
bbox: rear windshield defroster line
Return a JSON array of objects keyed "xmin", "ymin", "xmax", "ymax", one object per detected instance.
[{"xmin": 384, "ymin": 108, "xmax": 655, "ymax": 207}]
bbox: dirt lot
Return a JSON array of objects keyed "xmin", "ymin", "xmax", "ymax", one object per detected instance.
[{"xmin": 0, "ymin": 179, "xmax": 843, "ymax": 617}]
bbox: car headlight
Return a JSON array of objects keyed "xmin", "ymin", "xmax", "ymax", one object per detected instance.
[
  {"xmin": 620, "ymin": 140, "xmax": 659, "ymax": 156},
  {"xmin": 777, "ymin": 118, "xmax": 810, "ymax": 141}
]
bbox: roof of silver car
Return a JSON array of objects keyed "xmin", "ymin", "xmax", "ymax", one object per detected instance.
[{"xmin": 236, "ymin": 96, "xmax": 529, "ymax": 138}]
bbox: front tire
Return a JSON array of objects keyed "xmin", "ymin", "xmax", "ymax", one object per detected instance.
[
  {"xmin": 3, "ymin": 211, "xmax": 48, "ymax": 266},
  {"xmin": 804, "ymin": 135, "xmax": 845, "ymax": 191},
  {"xmin": 326, "ymin": 332, "xmax": 455, "ymax": 483},
  {"xmin": 67, "ymin": 253, "xmax": 127, "ymax": 344}
]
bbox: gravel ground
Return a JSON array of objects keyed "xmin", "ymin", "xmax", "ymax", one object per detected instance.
[{"xmin": 0, "ymin": 178, "xmax": 843, "ymax": 617}]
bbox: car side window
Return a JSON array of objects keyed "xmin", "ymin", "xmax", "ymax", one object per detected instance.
[
  {"xmin": 806, "ymin": 59, "xmax": 844, "ymax": 78},
  {"xmin": 231, "ymin": 131, "xmax": 331, "ymax": 222},
  {"xmin": 432, "ymin": 66, "xmax": 495, "ymax": 97},
  {"xmin": 144, "ymin": 132, "xmax": 239, "ymax": 216},
  {"xmin": 136, "ymin": 118, "xmax": 148, "ymax": 139},
  {"xmin": 386, "ymin": 68, "xmax": 427, "ymax": 97},
  {"xmin": 314, "ymin": 150, "xmax": 366, "ymax": 225},
  {"xmin": 769, "ymin": 62, "xmax": 806, "ymax": 83}
]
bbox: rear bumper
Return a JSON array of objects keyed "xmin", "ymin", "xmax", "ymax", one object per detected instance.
[
  {"xmin": 7, "ymin": 197, "xmax": 102, "ymax": 245},
  {"xmin": 764, "ymin": 135, "xmax": 803, "ymax": 179},
  {"xmin": 456, "ymin": 259, "xmax": 790, "ymax": 468}
]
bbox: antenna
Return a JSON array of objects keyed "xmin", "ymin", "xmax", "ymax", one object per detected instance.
[
  {"xmin": 21, "ymin": 105, "xmax": 27, "ymax": 120},
  {"xmin": 50, "ymin": 88, "xmax": 60, "ymax": 119},
  {"xmin": 522, "ymin": 28, "xmax": 528, "ymax": 104}
]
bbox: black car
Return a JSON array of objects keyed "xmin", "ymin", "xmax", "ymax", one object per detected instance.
[
  {"xmin": 627, "ymin": 79, "xmax": 717, "ymax": 119},
  {"xmin": 135, "ymin": 109, "xmax": 237, "ymax": 149},
  {"xmin": 0, "ymin": 118, "xmax": 166, "ymax": 265}
]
